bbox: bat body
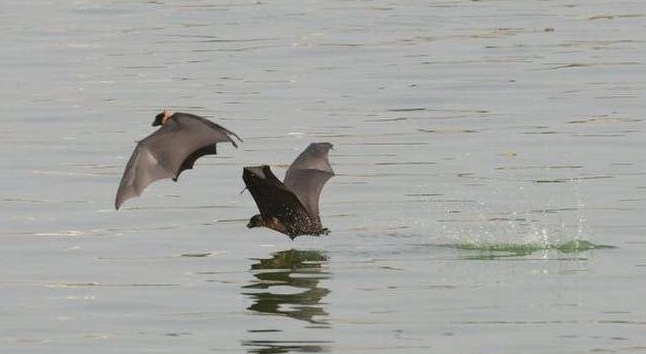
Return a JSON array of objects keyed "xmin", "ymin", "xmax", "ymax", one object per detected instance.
[
  {"xmin": 243, "ymin": 143, "xmax": 334, "ymax": 239},
  {"xmin": 115, "ymin": 111, "xmax": 241, "ymax": 209}
]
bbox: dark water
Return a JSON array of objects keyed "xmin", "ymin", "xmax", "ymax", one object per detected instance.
[{"xmin": 2, "ymin": 1, "xmax": 646, "ymax": 353}]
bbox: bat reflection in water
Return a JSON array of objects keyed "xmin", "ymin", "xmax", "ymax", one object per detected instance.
[{"xmin": 242, "ymin": 249, "xmax": 330, "ymax": 324}]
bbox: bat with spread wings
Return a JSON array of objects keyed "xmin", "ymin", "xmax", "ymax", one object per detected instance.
[
  {"xmin": 115, "ymin": 110, "xmax": 241, "ymax": 209},
  {"xmin": 243, "ymin": 142, "xmax": 334, "ymax": 239}
]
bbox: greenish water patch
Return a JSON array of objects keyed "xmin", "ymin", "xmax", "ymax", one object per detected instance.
[{"xmin": 441, "ymin": 240, "xmax": 615, "ymax": 260}]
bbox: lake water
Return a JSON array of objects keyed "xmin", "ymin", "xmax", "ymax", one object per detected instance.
[{"xmin": 1, "ymin": 0, "xmax": 646, "ymax": 353}]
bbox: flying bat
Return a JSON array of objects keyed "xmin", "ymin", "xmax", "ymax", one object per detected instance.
[
  {"xmin": 115, "ymin": 110, "xmax": 241, "ymax": 209},
  {"xmin": 243, "ymin": 142, "xmax": 334, "ymax": 239}
]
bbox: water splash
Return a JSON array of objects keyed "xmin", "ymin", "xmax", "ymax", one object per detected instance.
[
  {"xmin": 399, "ymin": 174, "xmax": 611, "ymax": 258},
  {"xmin": 440, "ymin": 239, "xmax": 615, "ymax": 260}
]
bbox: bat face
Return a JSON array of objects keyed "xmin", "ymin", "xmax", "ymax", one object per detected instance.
[
  {"xmin": 247, "ymin": 214, "xmax": 263, "ymax": 228},
  {"xmin": 247, "ymin": 214, "xmax": 291, "ymax": 236},
  {"xmin": 152, "ymin": 110, "xmax": 173, "ymax": 126}
]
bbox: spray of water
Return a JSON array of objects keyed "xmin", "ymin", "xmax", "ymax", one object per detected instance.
[{"xmin": 398, "ymin": 174, "xmax": 609, "ymax": 256}]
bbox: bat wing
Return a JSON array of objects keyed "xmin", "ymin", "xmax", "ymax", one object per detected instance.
[
  {"xmin": 115, "ymin": 113, "xmax": 241, "ymax": 209},
  {"xmin": 114, "ymin": 143, "xmax": 174, "ymax": 210},
  {"xmin": 283, "ymin": 143, "xmax": 334, "ymax": 218},
  {"xmin": 243, "ymin": 166, "xmax": 312, "ymax": 226}
]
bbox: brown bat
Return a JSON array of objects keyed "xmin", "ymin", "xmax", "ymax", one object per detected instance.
[
  {"xmin": 115, "ymin": 110, "xmax": 241, "ymax": 209},
  {"xmin": 243, "ymin": 142, "xmax": 334, "ymax": 239}
]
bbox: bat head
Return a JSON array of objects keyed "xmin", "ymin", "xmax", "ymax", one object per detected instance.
[
  {"xmin": 247, "ymin": 214, "xmax": 291, "ymax": 237},
  {"xmin": 247, "ymin": 214, "xmax": 264, "ymax": 229},
  {"xmin": 152, "ymin": 110, "xmax": 174, "ymax": 126}
]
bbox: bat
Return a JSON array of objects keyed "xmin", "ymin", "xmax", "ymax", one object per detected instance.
[
  {"xmin": 243, "ymin": 142, "xmax": 334, "ymax": 239},
  {"xmin": 115, "ymin": 110, "xmax": 241, "ymax": 209}
]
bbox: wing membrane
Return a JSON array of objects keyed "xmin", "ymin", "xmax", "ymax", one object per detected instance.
[
  {"xmin": 115, "ymin": 112, "xmax": 240, "ymax": 209},
  {"xmin": 283, "ymin": 143, "xmax": 334, "ymax": 217}
]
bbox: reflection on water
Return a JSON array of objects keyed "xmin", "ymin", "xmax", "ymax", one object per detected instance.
[
  {"xmin": 242, "ymin": 249, "xmax": 332, "ymax": 353},
  {"xmin": 243, "ymin": 249, "xmax": 330, "ymax": 325},
  {"xmin": 241, "ymin": 340, "xmax": 332, "ymax": 354}
]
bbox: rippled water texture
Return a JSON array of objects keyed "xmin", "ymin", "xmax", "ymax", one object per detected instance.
[{"xmin": 1, "ymin": 1, "xmax": 645, "ymax": 353}]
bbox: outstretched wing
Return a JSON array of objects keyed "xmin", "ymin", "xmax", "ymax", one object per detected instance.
[
  {"xmin": 114, "ymin": 143, "xmax": 174, "ymax": 210},
  {"xmin": 243, "ymin": 166, "xmax": 312, "ymax": 226},
  {"xmin": 115, "ymin": 113, "xmax": 241, "ymax": 209},
  {"xmin": 283, "ymin": 143, "xmax": 334, "ymax": 218}
]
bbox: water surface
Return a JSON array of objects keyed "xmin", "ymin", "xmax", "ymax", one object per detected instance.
[{"xmin": 1, "ymin": 1, "xmax": 646, "ymax": 353}]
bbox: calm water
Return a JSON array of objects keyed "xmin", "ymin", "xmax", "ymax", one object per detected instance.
[{"xmin": 2, "ymin": 1, "xmax": 646, "ymax": 353}]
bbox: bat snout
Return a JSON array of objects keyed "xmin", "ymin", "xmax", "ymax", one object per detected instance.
[
  {"xmin": 247, "ymin": 214, "xmax": 263, "ymax": 228},
  {"xmin": 152, "ymin": 113, "xmax": 164, "ymax": 126}
]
